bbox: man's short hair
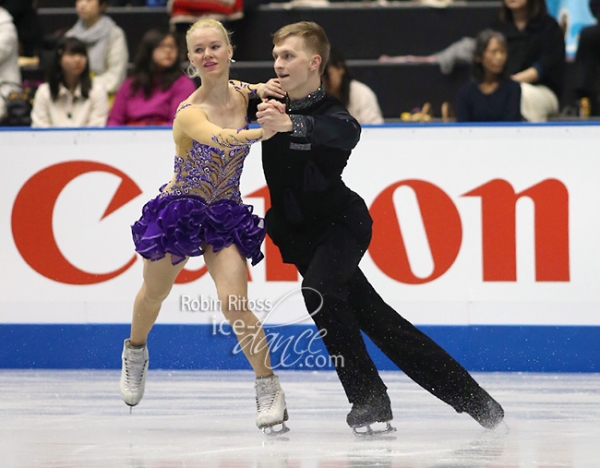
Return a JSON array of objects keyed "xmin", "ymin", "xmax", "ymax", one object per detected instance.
[{"xmin": 273, "ymin": 21, "xmax": 330, "ymax": 75}]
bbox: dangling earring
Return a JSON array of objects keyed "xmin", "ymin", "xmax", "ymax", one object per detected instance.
[{"xmin": 230, "ymin": 58, "xmax": 236, "ymax": 63}]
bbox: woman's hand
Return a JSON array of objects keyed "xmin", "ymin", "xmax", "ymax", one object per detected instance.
[
  {"xmin": 511, "ymin": 67, "xmax": 539, "ymax": 84},
  {"xmin": 257, "ymin": 79, "xmax": 285, "ymax": 100}
]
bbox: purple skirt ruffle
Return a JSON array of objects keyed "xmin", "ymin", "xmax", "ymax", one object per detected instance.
[{"xmin": 131, "ymin": 193, "xmax": 265, "ymax": 266}]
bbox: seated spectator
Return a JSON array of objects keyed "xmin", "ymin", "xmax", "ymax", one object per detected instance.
[
  {"xmin": 168, "ymin": 0, "xmax": 243, "ymax": 33},
  {"xmin": 322, "ymin": 49, "xmax": 384, "ymax": 124},
  {"xmin": 31, "ymin": 37, "xmax": 109, "ymax": 127},
  {"xmin": 456, "ymin": 30, "xmax": 521, "ymax": 122},
  {"xmin": 0, "ymin": 3, "xmax": 21, "ymax": 123},
  {"xmin": 107, "ymin": 28, "xmax": 195, "ymax": 126},
  {"xmin": 65, "ymin": 0, "xmax": 128, "ymax": 95},
  {"xmin": 493, "ymin": 0, "xmax": 565, "ymax": 122},
  {"xmin": 380, "ymin": 0, "xmax": 564, "ymax": 122},
  {"xmin": 574, "ymin": 0, "xmax": 600, "ymax": 116}
]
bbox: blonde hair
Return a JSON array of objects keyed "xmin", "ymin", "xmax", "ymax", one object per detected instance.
[
  {"xmin": 186, "ymin": 19, "xmax": 232, "ymax": 78},
  {"xmin": 273, "ymin": 21, "xmax": 330, "ymax": 75}
]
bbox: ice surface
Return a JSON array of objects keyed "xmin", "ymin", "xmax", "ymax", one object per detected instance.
[{"xmin": 1, "ymin": 370, "xmax": 599, "ymax": 467}]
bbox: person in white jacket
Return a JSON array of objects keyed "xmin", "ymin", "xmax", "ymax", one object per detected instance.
[
  {"xmin": 31, "ymin": 37, "xmax": 108, "ymax": 127},
  {"xmin": 322, "ymin": 48, "xmax": 384, "ymax": 124},
  {"xmin": 0, "ymin": 5, "xmax": 21, "ymax": 122},
  {"xmin": 65, "ymin": 0, "xmax": 128, "ymax": 95}
]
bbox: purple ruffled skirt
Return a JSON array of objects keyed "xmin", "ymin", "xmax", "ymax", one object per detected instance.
[{"xmin": 131, "ymin": 193, "xmax": 265, "ymax": 266}]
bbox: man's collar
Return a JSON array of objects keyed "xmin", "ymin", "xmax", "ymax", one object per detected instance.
[{"xmin": 287, "ymin": 85, "xmax": 325, "ymax": 112}]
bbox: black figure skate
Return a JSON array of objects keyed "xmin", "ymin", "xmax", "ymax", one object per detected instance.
[
  {"xmin": 462, "ymin": 389, "xmax": 505, "ymax": 430},
  {"xmin": 346, "ymin": 392, "xmax": 396, "ymax": 437}
]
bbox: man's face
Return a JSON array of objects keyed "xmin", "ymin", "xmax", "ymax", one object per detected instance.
[{"xmin": 272, "ymin": 36, "xmax": 318, "ymax": 94}]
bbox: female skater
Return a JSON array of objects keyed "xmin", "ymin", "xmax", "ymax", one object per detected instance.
[{"xmin": 119, "ymin": 18, "xmax": 288, "ymax": 435}]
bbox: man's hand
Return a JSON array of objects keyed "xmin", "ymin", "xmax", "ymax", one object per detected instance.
[
  {"xmin": 261, "ymin": 127, "xmax": 276, "ymax": 141},
  {"xmin": 257, "ymin": 79, "xmax": 285, "ymax": 100},
  {"xmin": 257, "ymin": 99, "xmax": 292, "ymax": 133}
]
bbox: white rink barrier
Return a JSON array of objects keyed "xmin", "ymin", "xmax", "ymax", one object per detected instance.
[{"xmin": 1, "ymin": 123, "xmax": 600, "ymax": 371}]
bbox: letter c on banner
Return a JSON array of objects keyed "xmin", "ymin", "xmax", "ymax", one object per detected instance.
[
  {"xmin": 11, "ymin": 161, "xmax": 141, "ymax": 284},
  {"xmin": 369, "ymin": 180, "xmax": 462, "ymax": 284}
]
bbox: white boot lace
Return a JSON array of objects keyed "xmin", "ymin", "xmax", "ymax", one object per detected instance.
[
  {"xmin": 123, "ymin": 352, "xmax": 146, "ymax": 391},
  {"xmin": 256, "ymin": 377, "xmax": 278, "ymax": 414}
]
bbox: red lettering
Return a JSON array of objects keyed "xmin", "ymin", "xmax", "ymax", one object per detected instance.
[
  {"xmin": 463, "ymin": 179, "xmax": 569, "ymax": 281},
  {"xmin": 11, "ymin": 161, "xmax": 140, "ymax": 284},
  {"xmin": 369, "ymin": 180, "xmax": 462, "ymax": 284}
]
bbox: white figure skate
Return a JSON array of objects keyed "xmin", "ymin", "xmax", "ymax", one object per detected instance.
[
  {"xmin": 255, "ymin": 375, "xmax": 289, "ymax": 435},
  {"xmin": 119, "ymin": 339, "xmax": 149, "ymax": 411}
]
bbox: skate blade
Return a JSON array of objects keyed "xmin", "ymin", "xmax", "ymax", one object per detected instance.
[
  {"xmin": 352, "ymin": 421, "xmax": 396, "ymax": 437},
  {"xmin": 262, "ymin": 421, "xmax": 290, "ymax": 436}
]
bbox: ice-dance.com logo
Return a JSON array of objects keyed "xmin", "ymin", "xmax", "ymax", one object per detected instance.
[{"xmin": 183, "ymin": 287, "xmax": 344, "ymax": 370}]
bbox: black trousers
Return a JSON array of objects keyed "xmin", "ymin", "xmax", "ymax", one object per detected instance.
[
  {"xmin": 295, "ymin": 222, "xmax": 488, "ymax": 412},
  {"xmin": 575, "ymin": 24, "xmax": 600, "ymax": 115}
]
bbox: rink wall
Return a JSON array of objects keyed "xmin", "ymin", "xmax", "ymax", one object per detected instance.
[{"xmin": 2, "ymin": 124, "xmax": 600, "ymax": 372}]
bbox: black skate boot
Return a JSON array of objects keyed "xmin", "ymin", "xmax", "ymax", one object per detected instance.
[
  {"xmin": 462, "ymin": 389, "xmax": 505, "ymax": 430},
  {"xmin": 346, "ymin": 392, "xmax": 396, "ymax": 436}
]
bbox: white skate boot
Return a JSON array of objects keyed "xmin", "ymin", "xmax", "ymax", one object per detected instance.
[
  {"xmin": 255, "ymin": 375, "xmax": 289, "ymax": 435},
  {"xmin": 119, "ymin": 339, "xmax": 149, "ymax": 409}
]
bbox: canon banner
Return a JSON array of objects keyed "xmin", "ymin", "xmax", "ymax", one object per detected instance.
[{"xmin": 1, "ymin": 124, "xmax": 600, "ymax": 370}]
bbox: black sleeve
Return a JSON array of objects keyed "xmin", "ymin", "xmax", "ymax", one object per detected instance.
[
  {"xmin": 504, "ymin": 81, "xmax": 522, "ymax": 121},
  {"xmin": 289, "ymin": 108, "xmax": 361, "ymax": 151},
  {"xmin": 456, "ymin": 84, "xmax": 472, "ymax": 122},
  {"xmin": 537, "ymin": 17, "xmax": 566, "ymax": 81}
]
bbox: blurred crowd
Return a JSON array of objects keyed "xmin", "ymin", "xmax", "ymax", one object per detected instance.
[{"xmin": 0, "ymin": 0, "xmax": 598, "ymax": 127}]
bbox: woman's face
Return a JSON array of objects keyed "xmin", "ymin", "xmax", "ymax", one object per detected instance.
[
  {"xmin": 503, "ymin": 0, "xmax": 528, "ymax": 11},
  {"xmin": 323, "ymin": 64, "xmax": 345, "ymax": 94},
  {"xmin": 75, "ymin": 0, "xmax": 105, "ymax": 24},
  {"xmin": 187, "ymin": 27, "xmax": 232, "ymax": 78},
  {"xmin": 153, "ymin": 35, "xmax": 178, "ymax": 70},
  {"xmin": 61, "ymin": 51, "xmax": 87, "ymax": 78},
  {"xmin": 480, "ymin": 37, "xmax": 507, "ymax": 77}
]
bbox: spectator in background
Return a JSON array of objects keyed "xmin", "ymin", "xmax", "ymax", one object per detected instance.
[
  {"xmin": 1, "ymin": 0, "xmax": 43, "ymax": 57},
  {"xmin": 380, "ymin": 0, "xmax": 564, "ymax": 122},
  {"xmin": 493, "ymin": 0, "xmax": 565, "ymax": 122},
  {"xmin": 108, "ymin": 29, "xmax": 195, "ymax": 126},
  {"xmin": 168, "ymin": 0, "xmax": 243, "ymax": 34},
  {"xmin": 457, "ymin": 30, "xmax": 521, "ymax": 122},
  {"xmin": 573, "ymin": 0, "xmax": 600, "ymax": 116},
  {"xmin": 322, "ymin": 49, "xmax": 384, "ymax": 124},
  {"xmin": 0, "ymin": 3, "xmax": 21, "ymax": 122},
  {"xmin": 31, "ymin": 37, "xmax": 108, "ymax": 127},
  {"xmin": 66, "ymin": 0, "xmax": 128, "ymax": 95}
]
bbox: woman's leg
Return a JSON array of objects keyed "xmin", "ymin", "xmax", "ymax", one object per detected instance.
[
  {"xmin": 121, "ymin": 254, "xmax": 189, "ymax": 407},
  {"xmin": 204, "ymin": 244, "xmax": 288, "ymax": 432},
  {"xmin": 203, "ymin": 244, "xmax": 272, "ymax": 377},
  {"xmin": 130, "ymin": 255, "xmax": 189, "ymax": 346}
]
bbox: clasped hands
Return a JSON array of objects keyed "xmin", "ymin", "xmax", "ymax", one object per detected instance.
[{"xmin": 256, "ymin": 79, "xmax": 292, "ymax": 140}]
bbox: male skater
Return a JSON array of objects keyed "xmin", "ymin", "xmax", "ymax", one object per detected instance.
[{"xmin": 256, "ymin": 21, "xmax": 504, "ymax": 435}]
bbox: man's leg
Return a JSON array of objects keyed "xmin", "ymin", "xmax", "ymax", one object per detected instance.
[
  {"xmin": 296, "ymin": 225, "xmax": 387, "ymax": 406},
  {"xmin": 348, "ymin": 268, "xmax": 503, "ymax": 428}
]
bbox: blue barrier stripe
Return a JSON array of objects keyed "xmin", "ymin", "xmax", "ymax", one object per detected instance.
[{"xmin": 0, "ymin": 324, "xmax": 598, "ymax": 372}]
